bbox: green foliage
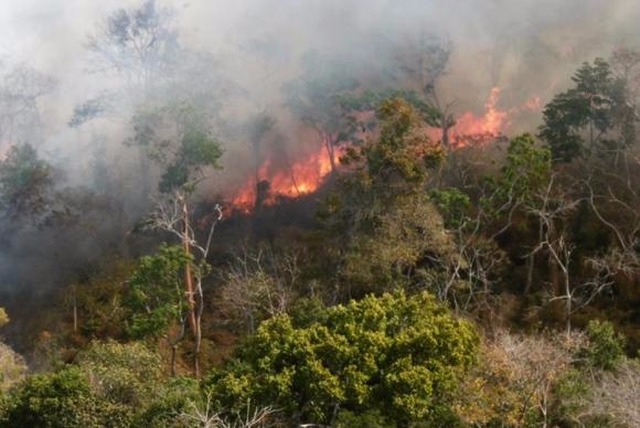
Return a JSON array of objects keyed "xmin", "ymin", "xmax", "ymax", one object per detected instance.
[
  {"xmin": 539, "ymin": 58, "xmax": 636, "ymax": 163},
  {"xmin": 483, "ymin": 133, "xmax": 551, "ymax": 218},
  {"xmin": 343, "ymin": 88, "xmax": 445, "ymax": 129},
  {"xmin": 334, "ymin": 409, "xmax": 396, "ymax": 427},
  {"xmin": 124, "ymin": 245, "xmax": 191, "ymax": 339},
  {"xmin": 0, "ymin": 308, "xmax": 8, "ymax": 328},
  {"xmin": 76, "ymin": 341, "xmax": 164, "ymax": 407},
  {"xmin": 362, "ymin": 97, "xmax": 443, "ymax": 192},
  {"xmin": 127, "ymin": 102, "xmax": 224, "ymax": 193},
  {"xmin": 340, "ymin": 193, "xmax": 454, "ymax": 294},
  {"xmin": 68, "ymin": 96, "xmax": 110, "ymax": 127},
  {"xmin": 0, "ymin": 342, "xmax": 27, "ymax": 393},
  {"xmin": 0, "ymin": 144, "xmax": 55, "ymax": 223},
  {"xmin": 2, "ymin": 367, "xmax": 130, "ymax": 428},
  {"xmin": 159, "ymin": 127, "xmax": 223, "ymax": 193},
  {"xmin": 67, "ymin": 261, "xmax": 134, "ymax": 340},
  {"xmin": 429, "ymin": 188, "xmax": 472, "ymax": 229},
  {"xmin": 207, "ymin": 291, "xmax": 478, "ymax": 425},
  {"xmin": 135, "ymin": 376, "xmax": 200, "ymax": 427},
  {"xmin": 581, "ymin": 320, "xmax": 625, "ymax": 371},
  {"xmin": 320, "ymin": 97, "xmax": 449, "ymax": 297}
]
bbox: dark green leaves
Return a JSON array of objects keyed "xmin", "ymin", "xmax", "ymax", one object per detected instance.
[
  {"xmin": 540, "ymin": 58, "xmax": 636, "ymax": 163},
  {"xmin": 124, "ymin": 245, "xmax": 191, "ymax": 339}
]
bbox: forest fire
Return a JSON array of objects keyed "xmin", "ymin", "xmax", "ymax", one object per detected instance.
[
  {"xmin": 230, "ymin": 147, "xmax": 335, "ymax": 213},
  {"xmin": 229, "ymin": 88, "xmax": 542, "ymax": 213},
  {"xmin": 449, "ymin": 88, "xmax": 542, "ymax": 146},
  {"xmin": 449, "ymin": 87, "xmax": 508, "ymax": 146}
]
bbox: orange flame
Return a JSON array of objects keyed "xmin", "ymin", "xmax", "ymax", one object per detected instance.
[
  {"xmin": 450, "ymin": 87, "xmax": 508, "ymax": 146},
  {"xmin": 230, "ymin": 147, "xmax": 335, "ymax": 213},
  {"xmin": 229, "ymin": 88, "xmax": 542, "ymax": 213}
]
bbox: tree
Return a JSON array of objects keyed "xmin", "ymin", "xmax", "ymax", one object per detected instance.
[
  {"xmin": 0, "ymin": 144, "xmax": 57, "ymax": 225},
  {"xmin": 86, "ymin": 0, "xmax": 178, "ymax": 88},
  {"xmin": 284, "ymin": 52, "xmax": 360, "ymax": 171},
  {"xmin": 76, "ymin": 341, "xmax": 164, "ymax": 409},
  {"xmin": 2, "ymin": 367, "xmax": 131, "ymax": 428},
  {"xmin": 576, "ymin": 359, "xmax": 640, "ymax": 427},
  {"xmin": 134, "ymin": 109, "xmax": 224, "ymax": 378},
  {"xmin": 539, "ymin": 58, "xmax": 637, "ymax": 163},
  {"xmin": 0, "ymin": 309, "xmax": 27, "ymax": 394},
  {"xmin": 219, "ymin": 247, "xmax": 301, "ymax": 333},
  {"xmin": 0, "ymin": 61, "xmax": 55, "ymax": 144},
  {"xmin": 323, "ymin": 97, "xmax": 448, "ymax": 297},
  {"xmin": 579, "ymin": 320, "xmax": 626, "ymax": 372},
  {"xmin": 124, "ymin": 245, "xmax": 191, "ymax": 375},
  {"xmin": 456, "ymin": 330, "xmax": 581, "ymax": 428},
  {"xmin": 208, "ymin": 291, "xmax": 478, "ymax": 426},
  {"xmin": 0, "ymin": 342, "xmax": 26, "ymax": 394},
  {"xmin": 391, "ymin": 33, "xmax": 457, "ymax": 147}
]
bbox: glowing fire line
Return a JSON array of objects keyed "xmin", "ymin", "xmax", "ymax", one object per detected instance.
[{"xmin": 229, "ymin": 88, "xmax": 541, "ymax": 212}]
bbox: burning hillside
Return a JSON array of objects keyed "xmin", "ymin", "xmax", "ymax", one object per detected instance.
[{"xmin": 227, "ymin": 87, "xmax": 542, "ymax": 213}]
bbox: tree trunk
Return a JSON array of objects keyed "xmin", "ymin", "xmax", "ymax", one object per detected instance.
[
  {"xmin": 180, "ymin": 195, "xmax": 200, "ymax": 376},
  {"xmin": 323, "ymin": 132, "xmax": 336, "ymax": 172},
  {"xmin": 181, "ymin": 197, "xmax": 197, "ymax": 335},
  {"xmin": 73, "ymin": 285, "xmax": 78, "ymax": 334},
  {"xmin": 171, "ymin": 344, "xmax": 177, "ymax": 377}
]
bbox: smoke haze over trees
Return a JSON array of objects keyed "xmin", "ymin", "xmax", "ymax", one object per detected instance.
[{"xmin": 1, "ymin": 1, "xmax": 640, "ymax": 426}]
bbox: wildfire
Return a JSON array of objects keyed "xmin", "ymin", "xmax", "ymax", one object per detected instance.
[
  {"xmin": 450, "ymin": 87, "xmax": 508, "ymax": 146},
  {"xmin": 449, "ymin": 88, "xmax": 542, "ymax": 146},
  {"xmin": 229, "ymin": 88, "xmax": 542, "ymax": 213},
  {"xmin": 230, "ymin": 148, "xmax": 335, "ymax": 213}
]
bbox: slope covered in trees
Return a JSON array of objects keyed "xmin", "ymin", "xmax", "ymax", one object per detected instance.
[{"xmin": 1, "ymin": 1, "xmax": 640, "ymax": 426}]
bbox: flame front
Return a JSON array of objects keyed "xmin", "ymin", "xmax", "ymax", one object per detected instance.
[
  {"xmin": 229, "ymin": 87, "xmax": 541, "ymax": 213},
  {"xmin": 231, "ymin": 147, "xmax": 334, "ymax": 213},
  {"xmin": 450, "ymin": 87, "xmax": 508, "ymax": 145}
]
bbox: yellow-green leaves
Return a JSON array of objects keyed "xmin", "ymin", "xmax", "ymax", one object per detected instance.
[{"xmin": 210, "ymin": 290, "xmax": 478, "ymax": 425}]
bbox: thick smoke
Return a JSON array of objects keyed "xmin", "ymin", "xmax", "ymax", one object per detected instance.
[{"xmin": 0, "ymin": 0, "xmax": 639, "ymax": 296}]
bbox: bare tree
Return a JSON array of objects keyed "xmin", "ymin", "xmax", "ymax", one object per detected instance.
[
  {"xmin": 578, "ymin": 359, "xmax": 640, "ymax": 426},
  {"xmin": 458, "ymin": 330, "xmax": 583, "ymax": 428},
  {"xmin": 220, "ymin": 247, "xmax": 301, "ymax": 333},
  {"xmin": 179, "ymin": 394, "xmax": 278, "ymax": 428},
  {"xmin": 526, "ymin": 176, "xmax": 614, "ymax": 334},
  {"xmin": 0, "ymin": 61, "xmax": 55, "ymax": 145}
]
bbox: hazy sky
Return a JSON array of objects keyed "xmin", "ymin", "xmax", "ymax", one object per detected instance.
[{"xmin": 1, "ymin": 0, "xmax": 639, "ymax": 147}]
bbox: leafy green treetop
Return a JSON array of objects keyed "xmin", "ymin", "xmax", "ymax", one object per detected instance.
[
  {"xmin": 540, "ymin": 58, "xmax": 637, "ymax": 163},
  {"xmin": 208, "ymin": 291, "xmax": 478, "ymax": 426}
]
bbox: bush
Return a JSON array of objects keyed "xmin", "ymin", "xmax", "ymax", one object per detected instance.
[{"xmin": 2, "ymin": 367, "xmax": 130, "ymax": 427}]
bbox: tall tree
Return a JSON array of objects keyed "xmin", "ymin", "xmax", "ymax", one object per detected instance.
[
  {"xmin": 540, "ymin": 58, "xmax": 637, "ymax": 163},
  {"xmin": 321, "ymin": 97, "xmax": 448, "ymax": 297},
  {"xmin": 137, "ymin": 107, "xmax": 224, "ymax": 377},
  {"xmin": 0, "ymin": 61, "xmax": 55, "ymax": 145},
  {"xmin": 86, "ymin": 0, "xmax": 178, "ymax": 88},
  {"xmin": 284, "ymin": 52, "xmax": 359, "ymax": 172}
]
